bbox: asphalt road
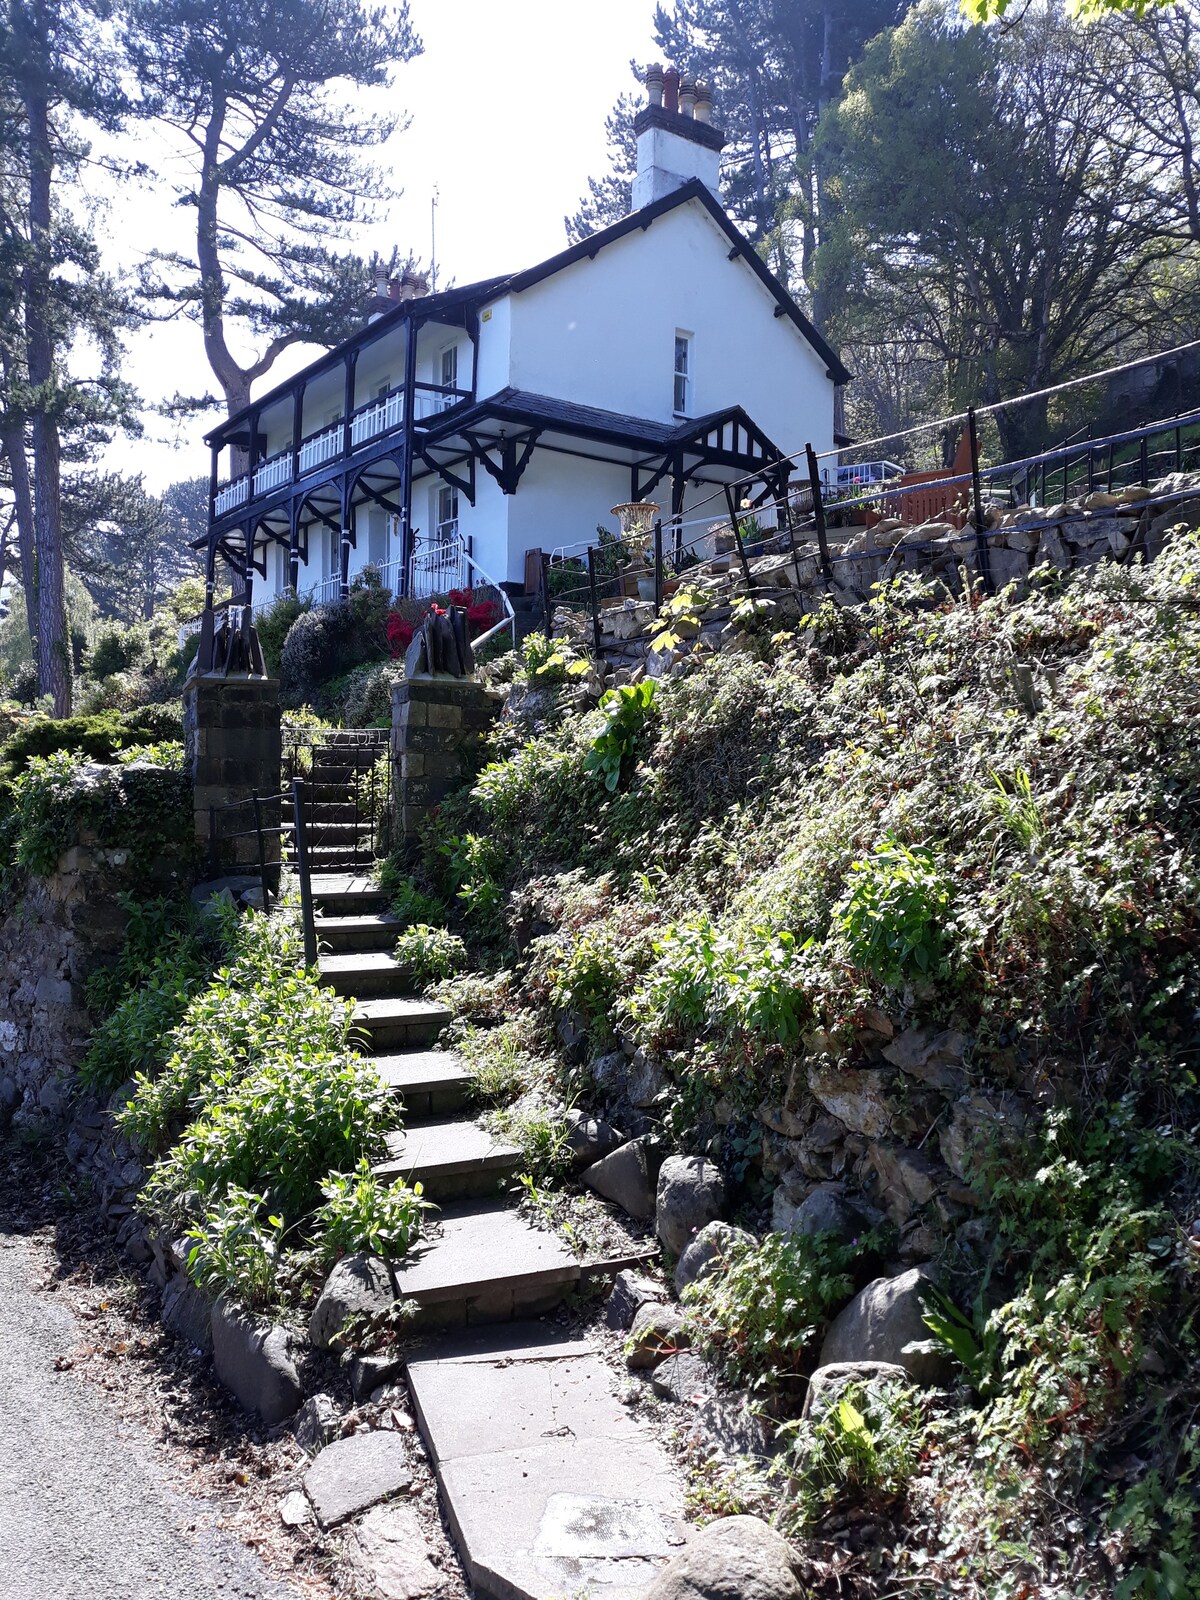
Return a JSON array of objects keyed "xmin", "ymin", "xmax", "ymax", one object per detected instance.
[{"xmin": 0, "ymin": 1223, "xmax": 302, "ymax": 1600}]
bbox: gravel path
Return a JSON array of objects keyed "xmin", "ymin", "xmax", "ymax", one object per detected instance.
[{"xmin": 0, "ymin": 1222, "xmax": 305, "ymax": 1600}]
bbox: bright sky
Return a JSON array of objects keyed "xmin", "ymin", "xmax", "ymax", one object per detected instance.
[{"xmin": 98, "ymin": 0, "xmax": 662, "ymax": 492}]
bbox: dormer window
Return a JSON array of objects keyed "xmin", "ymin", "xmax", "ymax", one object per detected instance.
[{"xmin": 673, "ymin": 332, "xmax": 692, "ymax": 415}]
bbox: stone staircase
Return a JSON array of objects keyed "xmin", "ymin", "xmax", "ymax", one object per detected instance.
[
  {"xmin": 308, "ymin": 872, "xmax": 686, "ymax": 1600},
  {"xmin": 283, "ymin": 734, "xmax": 389, "ymax": 872}
]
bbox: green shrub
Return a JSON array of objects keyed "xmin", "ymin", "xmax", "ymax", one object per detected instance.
[
  {"xmin": 393, "ymin": 924, "xmax": 467, "ymax": 985},
  {"xmin": 439, "ymin": 831, "xmax": 505, "ymax": 934},
  {"xmin": 316, "ymin": 1158, "xmax": 433, "ymax": 1262},
  {"xmin": 118, "ymin": 912, "xmax": 352, "ymax": 1150},
  {"xmin": 141, "ymin": 1049, "xmax": 392, "ymax": 1228},
  {"xmin": 81, "ymin": 956, "xmax": 211, "ymax": 1094},
  {"xmin": 776, "ymin": 1377, "xmax": 926, "ymax": 1528},
  {"xmin": 682, "ymin": 1229, "xmax": 861, "ymax": 1390},
  {"xmin": 833, "ymin": 833, "xmax": 952, "ymax": 988},
  {"xmin": 89, "ymin": 625, "xmax": 144, "ymax": 680},
  {"xmin": 279, "ymin": 572, "xmax": 391, "ymax": 709},
  {"xmin": 584, "ymin": 681, "xmax": 656, "ymax": 791},
  {"xmin": 377, "ymin": 859, "xmax": 446, "ymax": 928},
  {"xmin": 184, "ymin": 1187, "xmax": 284, "ymax": 1311},
  {"xmin": 255, "ymin": 592, "xmax": 309, "ymax": 677}
]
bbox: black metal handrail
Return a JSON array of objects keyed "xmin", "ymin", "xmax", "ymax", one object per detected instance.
[{"xmin": 205, "ymin": 779, "xmax": 319, "ymax": 967}]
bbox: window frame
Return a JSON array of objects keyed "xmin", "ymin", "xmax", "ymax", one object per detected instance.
[{"xmin": 673, "ymin": 330, "xmax": 693, "ymax": 417}]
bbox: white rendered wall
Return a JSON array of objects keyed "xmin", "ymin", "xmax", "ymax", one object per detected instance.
[
  {"xmin": 503, "ymin": 200, "xmax": 835, "ymax": 459},
  {"xmin": 474, "ymin": 297, "xmax": 512, "ymax": 400}
]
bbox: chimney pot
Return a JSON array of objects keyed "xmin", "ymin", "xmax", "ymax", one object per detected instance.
[
  {"xmin": 374, "ymin": 270, "xmax": 387, "ymax": 298},
  {"xmin": 387, "ymin": 277, "xmax": 400, "ymax": 301},
  {"xmin": 694, "ymin": 82, "xmax": 713, "ymax": 124},
  {"xmin": 645, "ymin": 63, "xmax": 664, "ymax": 108},
  {"xmin": 679, "ymin": 75, "xmax": 696, "ymax": 118},
  {"xmin": 663, "ymin": 66, "xmax": 679, "ymax": 114}
]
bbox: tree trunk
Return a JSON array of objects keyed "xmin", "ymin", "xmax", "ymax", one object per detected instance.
[
  {"xmin": 23, "ymin": 77, "xmax": 71, "ymax": 714},
  {"xmin": 0, "ymin": 393, "xmax": 38, "ymax": 642}
]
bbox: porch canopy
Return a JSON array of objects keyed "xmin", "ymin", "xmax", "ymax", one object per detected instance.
[{"xmin": 414, "ymin": 387, "xmax": 793, "ymax": 517}]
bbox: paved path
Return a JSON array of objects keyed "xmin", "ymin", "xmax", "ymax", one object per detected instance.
[{"xmin": 0, "ymin": 1224, "xmax": 302, "ymax": 1600}]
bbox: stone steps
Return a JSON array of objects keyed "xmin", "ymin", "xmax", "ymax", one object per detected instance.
[
  {"xmin": 351, "ymin": 996, "xmax": 451, "ymax": 1051},
  {"xmin": 374, "ymin": 1050, "xmax": 473, "ymax": 1117},
  {"xmin": 320, "ymin": 950, "xmax": 410, "ymax": 999},
  {"xmin": 390, "ymin": 1201, "xmax": 579, "ymax": 1330},
  {"xmin": 405, "ymin": 1323, "xmax": 685, "ymax": 1600},
  {"xmin": 311, "ymin": 875, "xmax": 389, "ymax": 917},
  {"xmin": 314, "ymin": 912, "xmax": 402, "ymax": 953},
  {"xmin": 375, "ymin": 1116, "xmax": 521, "ymax": 1200}
]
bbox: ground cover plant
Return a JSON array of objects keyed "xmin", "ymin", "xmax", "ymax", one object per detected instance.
[{"xmin": 411, "ymin": 536, "xmax": 1200, "ymax": 1593}]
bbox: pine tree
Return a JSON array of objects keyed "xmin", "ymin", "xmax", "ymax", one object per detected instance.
[
  {"xmin": 566, "ymin": 91, "xmax": 640, "ymax": 243},
  {"xmin": 123, "ymin": 0, "xmax": 423, "ymax": 433}
]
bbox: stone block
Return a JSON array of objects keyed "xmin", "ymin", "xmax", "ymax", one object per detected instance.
[
  {"xmin": 211, "ymin": 1297, "xmax": 303, "ymax": 1424},
  {"xmin": 426, "ymin": 700, "xmax": 465, "ymax": 729}
]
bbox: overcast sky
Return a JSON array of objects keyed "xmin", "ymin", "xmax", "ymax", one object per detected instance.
[{"xmin": 99, "ymin": 0, "xmax": 662, "ymax": 491}]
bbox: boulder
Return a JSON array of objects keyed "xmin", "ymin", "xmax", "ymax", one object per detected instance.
[
  {"xmin": 309, "ymin": 1254, "xmax": 397, "ymax": 1349},
  {"xmin": 651, "ymin": 1351, "xmax": 717, "ymax": 1403},
  {"xmin": 939, "ymin": 1092, "xmax": 1031, "ymax": 1186},
  {"xmin": 583, "ymin": 1136, "xmax": 659, "ymax": 1221},
  {"xmin": 589, "ymin": 1049, "xmax": 629, "ymax": 1099},
  {"xmin": 818, "ymin": 1267, "xmax": 952, "ymax": 1386},
  {"xmin": 564, "ymin": 1108, "xmax": 622, "ymax": 1167},
  {"xmin": 294, "ymin": 1392, "xmax": 340, "ymax": 1454},
  {"xmin": 656, "ymin": 1155, "xmax": 726, "ymax": 1255},
  {"xmin": 641, "ymin": 1516, "xmax": 804, "ymax": 1600},
  {"xmin": 881, "ymin": 1027, "xmax": 968, "ymax": 1095},
  {"xmin": 806, "ymin": 1060, "xmax": 899, "ymax": 1138},
  {"xmin": 801, "ymin": 1360, "xmax": 912, "ymax": 1421},
  {"xmin": 625, "ymin": 1302, "xmax": 688, "ymax": 1370},
  {"xmin": 864, "ymin": 1144, "xmax": 943, "ymax": 1225},
  {"xmin": 628, "ymin": 1048, "xmax": 668, "ymax": 1107},
  {"xmin": 341, "ymin": 1503, "xmax": 443, "ymax": 1600},
  {"xmin": 674, "ymin": 1221, "xmax": 754, "ymax": 1297},
  {"xmin": 771, "ymin": 1182, "xmax": 868, "ymax": 1243},
  {"xmin": 605, "ymin": 1268, "xmax": 665, "ymax": 1331},
  {"xmin": 211, "ymin": 1297, "xmax": 303, "ymax": 1425},
  {"xmin": 161, "ymin": 1274, "xmax": 213, "ymax": 1353}
]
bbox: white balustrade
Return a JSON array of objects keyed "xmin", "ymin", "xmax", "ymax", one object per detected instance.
[
  {"xmin": 351, "ymin": 389, "xmax": 405, "ymax": 447},
  {"xmin": 253, "ymin": 452, "xmax": 291, "ymax": 495},
  {"xmin": 298, "ymin": 423, "xmax": 341, "ymax": 475},
  {"xmin": 214, "ymin": 476, "xmax": 249, "ymax": 515}
]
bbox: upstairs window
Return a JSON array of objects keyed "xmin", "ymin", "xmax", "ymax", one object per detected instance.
[
  {"xmin": 673, "ymin": 332, "xmax": 692, "ymax": 415},
  {"xmin": 439, "ymin": 345, "xmax": 458, "ymax": 410}
]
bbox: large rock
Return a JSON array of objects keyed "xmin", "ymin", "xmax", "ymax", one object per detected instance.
[
  {"xmin": 641, "ymin": 1515, "xmax": 804, "ymax": 1600},
  {"xmin": 211, "ymin": 1297, "xmax": 303, "ymax": 1424},
  {"xmin": 606, "ymin": 1268, "xmax": 665, "ymax": 1331},
  {"xmin": 161, "ymin": 1274, "xmax": 213, "ymax": 1353},
  {"xmin": 309, "ymin": 1254, "xmax": 397, "ymax": 1349},
  {"xmin": 806, "ymin": 1060, "xmax": 899, "ymax": 1138},
  {"xmin": 865, "ymin": 1144, "xmax": 943, "ymax": 1225},
  {"xmin": 294, "ymin": 1392, "xmax": 340, "ymax": 1453},
  {"xmin": 801, "ymin": 1360, "xmax": 911, "ymax": 1421},
  {"xmin": 818, "ymin": 1267, "xmax": 952, "ymax": 1386},
  {"xmin": 583, "ymin": 1136, "xmax": 659, "ymax": 1220},
  {"xmin": 628, "ymin": 1048, "xmax": 669, "ymax": 1107},
  {"xmin": 304, "ymin": 1430, "xmax": 413, "ymax": 1529},
  {"xmin": 564, "ymin": 1108, "xmax": 622, "ymax": 1168},
  {"xmin": 625, "ymin": 1302, "xmax": 688, "ymax": 1370},
  {"xmin": 656, "ymin": 1155, "xmax": 726, "ymax": 1255},
  {"xmin": 881, "ymin": 1027, "xmax": 967, "ymax": 1095},
  {"xmin": 589, "ymin": 1049, "xmax": 629, "ymax": 1099},
  {"xmin": 771, "ymin": 1183, "xmax": 864, "ymax": 1243},
  {"xmin": 674, "ymin": 1221, "xmax": 754, "ymax": 1297},
  {"xmin": 939, "ymin": 1092, "xmax": 1031, "ymax": 1186},
  {"xmin": 341, "ymin": 1503, "xmax": 443, "ymax": 1600}
]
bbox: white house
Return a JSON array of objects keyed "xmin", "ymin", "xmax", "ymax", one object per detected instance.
[{"xmin": 199, "ymin": 67, "xmax": 848, "ymax": 616}]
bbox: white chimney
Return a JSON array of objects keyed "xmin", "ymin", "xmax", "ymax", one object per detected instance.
[{"xmin": 631, "ymin": 62, "xmax": 725, "ymax": 211}]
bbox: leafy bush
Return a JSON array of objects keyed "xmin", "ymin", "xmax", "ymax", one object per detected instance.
[
  {"xmin": 10, "ymin": 743, "xmax": 189, "ymax": 876},
  {"xmin": 279, "ymin": 572, "xmax": 391, "ymax": 709},
  {"xmin": 682, "ymin": 1229, "xmax": 861, "ymax": 1390},
  {"xmin": 439, "ymin": 831, "xmax": 506, "ymax": 934},
  {"xmin": 141, "ymin": 1049, "xmax": 392, "ymax": 1229},
  {"xmin": 776, "ymin": 1377, "xmax": 926, "ymax": 1527},
  {"xmin": 316, "ymin": 1158, "xmax": 433, "ymax": 1262},
  {"xmin": 393, "ymin": 924, "xmax": 467, "ymax": 985},
  {"xmin": 118, "ymin": 912, "xmax": 353, "ymax": 1151},
  {"xmin": 184, "ymin": 1188, "xmax": 284, "ymax": 1311},
  {"xmin": 377, "ymin": 858, "xmax": 447, "ymax": 928},
  {"xmin": 255, "ymin": 592, "xmax": 309, "ymax": 677},
  {"xmin": 584, "ymin": 681, "xmax": 656, "ymax": 791},
  {"xmin": 90, "ymin": 625, "xmax": 144, "ymax": 680},
  {"xmin": 834, "ymin": 834, "xmax": 953, "ymax": 989}
]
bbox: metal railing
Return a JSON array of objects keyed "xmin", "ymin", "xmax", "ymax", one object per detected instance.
[
  {"xmin": 204, "ymin": 780, "xmax": 321, "ymax": 967},
  {"xmin": 282, "ymin": 726, "xmax": 392, "ymax": 873},
  {"xmin": 406, "ymin": 533, "xmax": 517, "ymax": 652}
]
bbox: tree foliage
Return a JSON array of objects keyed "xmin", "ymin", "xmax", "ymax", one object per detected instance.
[{"xmin": 122, "ymin": 0, "xmax": 423, "ymax": 422}]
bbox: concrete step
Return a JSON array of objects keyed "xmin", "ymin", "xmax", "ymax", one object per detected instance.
[
  {"xmin": 375, "ymin": 1116, "xmax": 520, "ymax": 1200},
  {"xmin": 307, "ymin": 846, "xmax": 378, "ymax": 871},
  {"xmin": 389, "ymin": 1201, "xmax": 578, "ymax": 1329},
  {"xmin": 352, "ymin": 996, "xmax": 451, "ymax": 1052},
  {"xmin": 285, "ymin": 821, "xmax": 373, "ymax": 844},
  {"xmin": 311, "ymin": 875, "xmax": 389, "ymax": 917},
  {"xmin": 405, "ymin": 1323, "xmax": 685, "ymax": 1600},
  {"xmin": 315, "ymin": 912, "xmax": 402, "ymax": 953},
  {"xmin": 321, "ymin": 951, "xmax": 410, "ymax": 999},
  {"xmin": 374, "ymin": 1050, "xmax": 473, "ymax": 1116}
]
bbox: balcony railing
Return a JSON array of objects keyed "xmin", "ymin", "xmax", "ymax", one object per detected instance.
[
  {"xmin": 253, "ymin": 450, "xmax": 291, "ymax": 496},
  {"xmin": 214, "ymin": 475, "xmax": 250, "ymax": 516},
  {"xmin": 298, "ymin": 422, "xmax": 341, "ymax": 476}
]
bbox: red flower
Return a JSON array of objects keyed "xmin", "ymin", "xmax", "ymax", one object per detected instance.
[
  {"xmin": 466, "ymin": 600, "xmax": 500, "ymax": 633},
  {"xmin": 448, "ymin": 588, "xmax": 471, "ymax": 607},
  {"xmin": 386, "ymin": 612, "xmax": 414, "ymax": 658}
]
